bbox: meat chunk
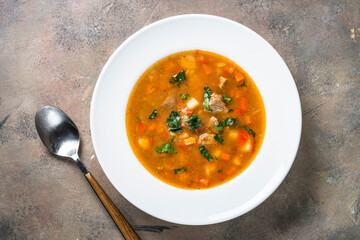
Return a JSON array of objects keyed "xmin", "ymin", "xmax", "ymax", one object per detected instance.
[
  {"xmin": 209, "ymin": 94, "xmax": 227, "ymax": 113},
  {"xmin": 162, "ymin": 95, "xmax": 176, "ymax": 108},
  {"xmin": 209, "ymin": 116, "xmax": 219, "ymax": 127},
  {"xmin": 198, "ymin": 133, "xmax": 215, "ymax": 145},
  {"xmin": 180, "ymin": 108, "xmax": 189, "ymax": 127},
  {"xmin": 219, "ymin": 76, "xmax": 227, "ymax": 88}
]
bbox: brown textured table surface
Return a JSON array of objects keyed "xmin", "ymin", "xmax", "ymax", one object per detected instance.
[{"xmin": 1, "ymin": 1, "xmax": 359, "ymax": 239}]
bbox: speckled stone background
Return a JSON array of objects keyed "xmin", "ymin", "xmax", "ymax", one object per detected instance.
[{"xmin": 0, "ymin": 0, "xmax": 359, "ymax": 239}]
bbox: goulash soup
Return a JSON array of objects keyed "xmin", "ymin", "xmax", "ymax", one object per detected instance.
[{"xmin": 126, "ymin": 50, "xmax": 266, "ymax": 189}]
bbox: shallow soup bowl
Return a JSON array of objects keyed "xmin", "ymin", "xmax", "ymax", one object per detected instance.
[{"xmin": 90, "ymin": 14, "xmax": 302, "ymax": 225}]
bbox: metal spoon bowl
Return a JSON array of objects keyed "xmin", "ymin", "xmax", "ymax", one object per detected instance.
[{"xmin": 35, "ymin": 106, "xmax": 139, "ymax": 240}]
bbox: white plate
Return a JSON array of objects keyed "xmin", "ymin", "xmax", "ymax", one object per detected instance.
[{"xmin": 90, "ymin": 14, "xmax": 302, "ymax": 225}]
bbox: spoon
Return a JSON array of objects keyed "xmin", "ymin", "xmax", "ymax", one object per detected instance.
[{"xmin": 35, "ymin": 106, "xmax": 140, "ymax": 240}]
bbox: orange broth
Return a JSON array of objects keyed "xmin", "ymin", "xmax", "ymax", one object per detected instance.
[{"xmin": 126, "ymin": 50, "xmax": 266, "ymax": 189}]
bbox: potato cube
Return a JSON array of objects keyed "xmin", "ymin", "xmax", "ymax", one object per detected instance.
[
  {"xmin": 138, "ymin": 138, "xmax": 150, "ymax": 149},
  {"xmin": 187, "ymin": 98, "xmax": 199, "ymax": 109}
]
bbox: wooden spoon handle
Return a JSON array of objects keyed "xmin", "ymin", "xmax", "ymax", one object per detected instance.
[{"xmin": 85, "ymin": 172, "xmax": 140, "ymax": 240}]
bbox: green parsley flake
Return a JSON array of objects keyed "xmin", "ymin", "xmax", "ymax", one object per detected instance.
[
  {"xmin": 167, "ymin": 111, "xmax": 182, "ymax": 133},
  {"xmin": 148, "ymin": 110, "xmax": 157, "ymax": 119},
  {"xmin": 170, "ymin": 70, "xmax": 186, "ymax": 87},
  {"xmin": 203, "ymin": 86, "xmax": 212, "ymax": 111},
  {"xmin": 155, "ymin": 143, "xmax": 176, "ymax": 154},
  {"xmin": 174, "ymin": 167, "xmax": 187, "ymax": 174},
  {"xmin": 185, "ymin": 114, "xmax": 202, "ymax": 131},
  {"xmin": 214, "ymin": 134, "xmax": 225, "ymax": 144},
  {"xmin": 180, "ymin": 94, "xmax": 189, "ymax": 99},
  {"xmin": 199, "ymin": 146, "xmax": 213, "ymax": 162},
  {"xmin": 222, "ymin": 94, "xmax": 231, "ymax": 104},
  {"xmin": 243, "ymin": 126, "xmax": 256, "ymax": 138}
]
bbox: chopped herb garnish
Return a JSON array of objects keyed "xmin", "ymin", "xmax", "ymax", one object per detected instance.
[
  {"xmin": 174, "ymin": 167, "xmax": 187, "ymax": 174},
  {"xmin": 180, "ymin": 94, "xmax": 189, "ymax": 99},
  {"xmin": 224, "ymin": 117, "xmax": 237, "ymax": 126},
  {"xmin": 167, "ymin": 111, "xmax": 182, "ymax": 133},
  {"xmin": 228, "ymin": 109, "xmax": 234, "ymax": 112},
  {"xmin": 199, "ymin": 146, "xmax": 213, "ymax": 162},
  {"xmin": 170, "ymin": 70, "xmax": 186, "ymax": 87},
  {"xmin": 167, "ymin": 111, "xmax": 181, "ymax": 128},
  {"xmin": 148, "ymin": 110, "xmax": 157, "ymax": 119},
  {"xmin": 169, "ymin": 127, "xmax": 182, "ymax": 133},
  {"xmin": 243, "ymin": 126, "xmax": 256, "ymax": 138},
  {"xmin": 155, "ymin": 143, "xmax": 176, "ymax": 154},
  {"xmin": 237, "ymin": 79, "xmax": 247, "ymax": 87},
  {"xmin": 171, "ymin": 136, "xmax": 174, "ymax": 142},
  {"xmin": 215, "ymin": 156, "xmax": 219, "ymax": 160},
  {"xmin": 218, "ymin": 169, "xmax": 223, "ymax": 173},
  {"xmin": 185, "ymin": 114, "xmax": 203, "ymax": 131},
  {"xmin": 217, "ymin": 121, "xmax": 226, "ymax": 131},
  {"xmin": 217, "ymin": 118, "xmax": 237, "ymax": 131},
  {"xmin": 222, "ymin": 94, "xmax": 231, "ymax": 104},
  {"xmin": 136, "ymin": 117, "xmax": 141, "ymax": 122},
  {"xmin": 214, "ymin": 134, "xmax": 225, "ymax": 144},
  {"xmin": 203, "ymin": 86, "xmax": 212, "ymax": 111}
]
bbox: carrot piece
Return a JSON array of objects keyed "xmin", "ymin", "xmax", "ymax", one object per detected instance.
[
  {"xmin": 185, "ymin": 107, "xmax": 193, "ymax": 115},
  {"xmin": 235, "ymin": 108, "xmax": 243, "ymax": 118},
  {"xmin": 201, "ymin": 63, "xmax": 212, "ymax": 74},
  {"xmin": 244, "ymin": 116, "xmax": 251, "ymax": 124},
  {"xmin": 149, "ymin": 138, "xmax": 154, "ymax": 146},
  {"xmin": 226, "ymin": 167, "xmax": 236, "ymax": 175},
  {"xmin": 224, "ymin": 65, "xmax": 234, "ymax": 74},
  {"xmin": 199, "ymin": 178, "xmax": 210, "ymax": 187},
  {"xmin": 237, "ymin": 134, "xmax": 247, "ymax": 144},
  {"xmin": 234, "ymin": 70, "xmax": 245, "ymax": 83},
  {"xmin": 220, "ymin": 153, "xmax": 231, "ymax": 161},
  {"xmin": 178, "ymin": 145, "xmax": 189, "ymax": 151},
  {"xmin": 240, "ymin": 97, "xmax": 248, "ymax": 111},
  {"xmin": 237, "ymin": 130, "xmax": 247, "ymax": 144},
  {"xmin": 138, "ymin": 122, "xmax": 146, "ymax": 132},
  {"xmin": 237, "ymin": 128, "xmax": 251, "ymax": 144},
  {"xmin": 222, "ymin": 71, "xmax": 229, "ymax": 78}
]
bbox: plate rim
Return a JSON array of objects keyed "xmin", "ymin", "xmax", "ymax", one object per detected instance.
[{"xmin": 90, "ymin": 14, "xmax": 302, "ymax": 225}]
